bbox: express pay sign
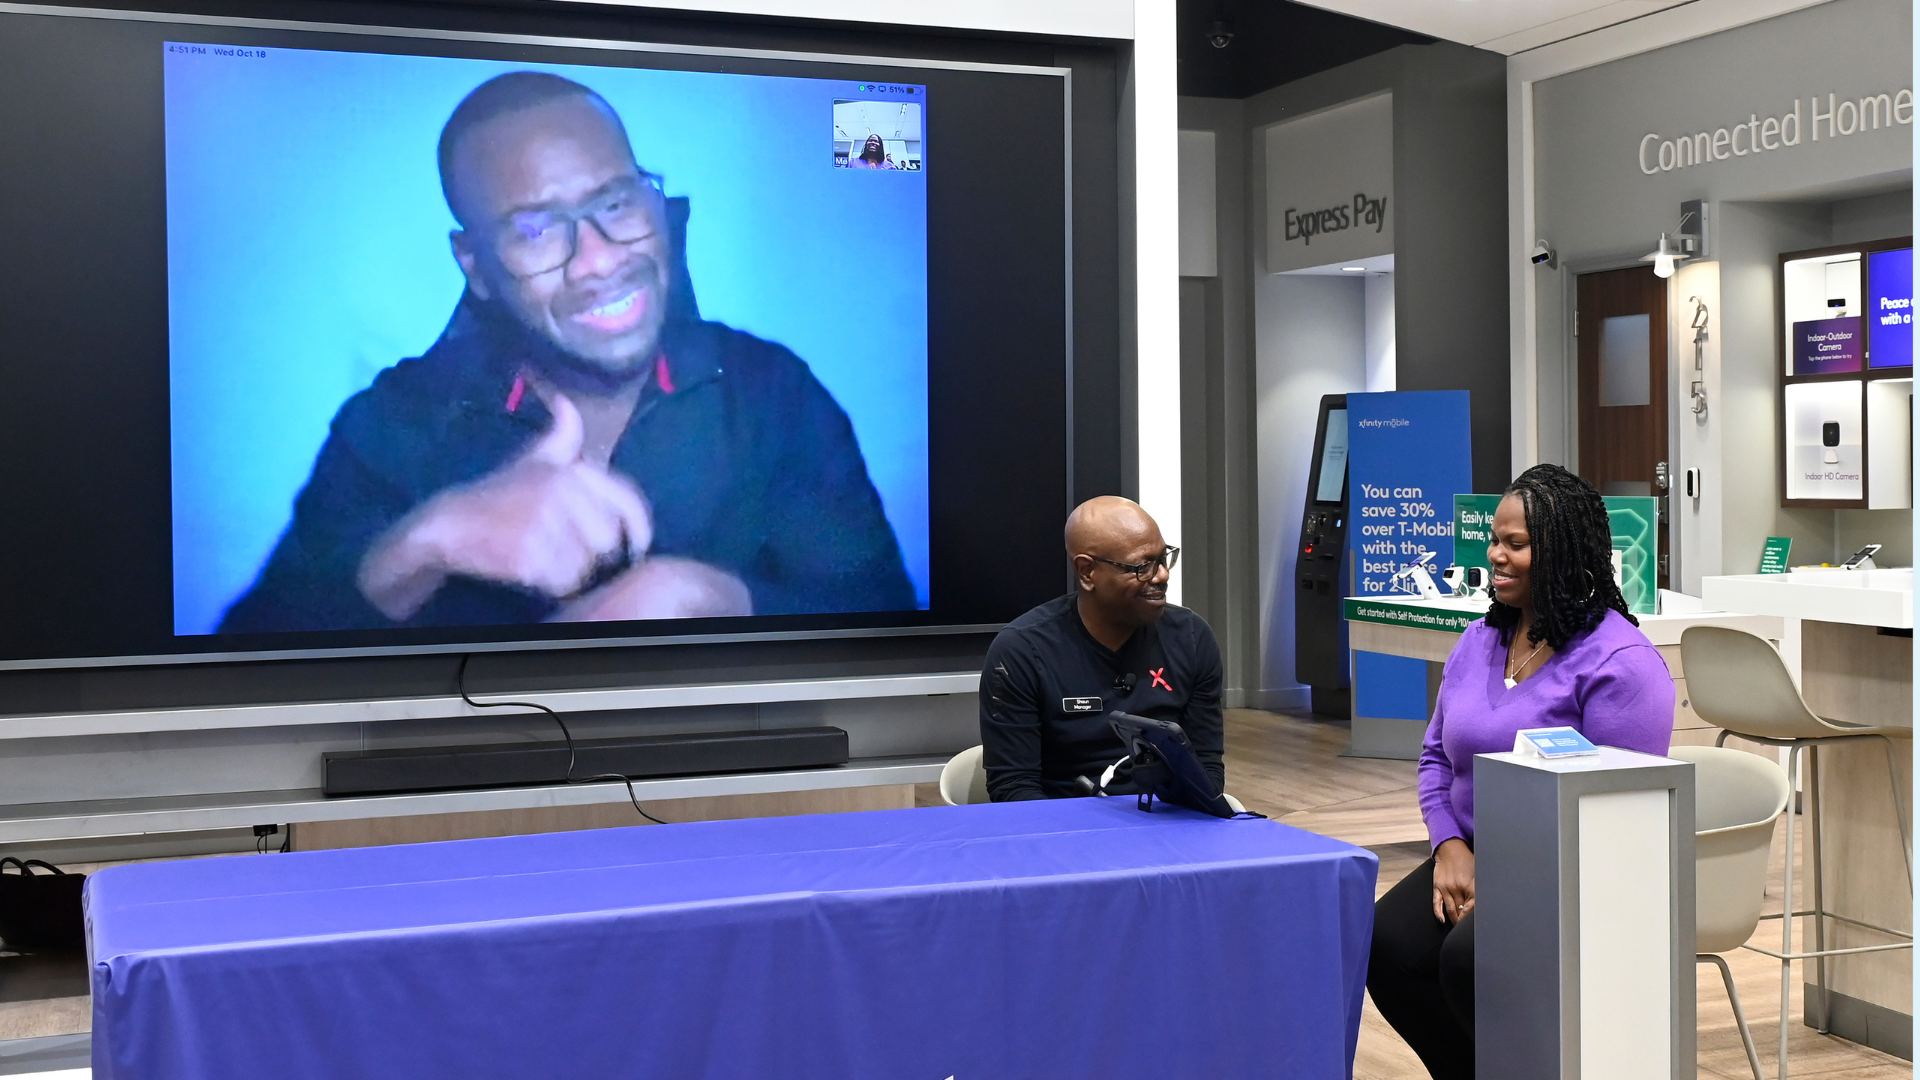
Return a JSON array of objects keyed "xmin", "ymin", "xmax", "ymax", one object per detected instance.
[{"xmin": 1347, "ymin": 392, "xmax": 1473, "ymax": 595}]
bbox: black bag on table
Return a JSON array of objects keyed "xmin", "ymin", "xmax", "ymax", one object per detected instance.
[{"xmin": 0, "ymin": 858, "xmax": 86, "ymax": 952}]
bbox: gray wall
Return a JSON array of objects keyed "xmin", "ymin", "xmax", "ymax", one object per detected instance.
[
  {"xmin": 1178, "ymin": 96, "xmax": 1260, "ymax": 705},
  {"xmin": 1530, "ymin": 0, "xmax": 1913, "ymax": 578},
  {"xmin": 1389, "ymin": 48, "xmax": 1512, "ymax": 496},
  {"xmin": 1252, "ymin": 276, "xmax": 1366, "ymax": 698},
  {"xmin": 1239, "ymin": 42, "xmax": 1510, "ymax": 491},
  {"xmin": 1178, "ymin": 40, "xmax": 1510, "ymax": 705}
]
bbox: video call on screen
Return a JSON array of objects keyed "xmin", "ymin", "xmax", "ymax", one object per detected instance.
[{"xmin": 0, "ymin": 8, "xmax": 1071, "ymax": 664}]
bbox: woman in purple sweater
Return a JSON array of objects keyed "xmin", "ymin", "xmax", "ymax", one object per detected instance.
[{"xmin": 1367, "ymin": 464, "xmax": 1674, "ymax": 1080}]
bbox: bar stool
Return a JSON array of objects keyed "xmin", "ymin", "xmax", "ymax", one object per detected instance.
[{"xmin": 1679, "ymin": 625, "xmax": 1911, "ymax": 1079}]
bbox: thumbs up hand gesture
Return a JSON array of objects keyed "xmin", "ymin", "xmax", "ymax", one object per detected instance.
[{"xmin": 357, "ymin": 394, "xmax": 654, "ymax": 621}]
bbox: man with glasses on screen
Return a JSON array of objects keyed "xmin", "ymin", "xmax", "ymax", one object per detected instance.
[
  {"xmin": 220, "ymin": 71, "xmax": 915, "ymax": 632},
  {"xmin": 978, "ymin": 497, "xmax": 1226, "ymax": 801}
]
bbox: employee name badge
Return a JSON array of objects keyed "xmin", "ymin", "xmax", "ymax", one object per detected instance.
[{"xmin": 1512, "ymin": 726, "xmax": 1600, "ymax": 759}]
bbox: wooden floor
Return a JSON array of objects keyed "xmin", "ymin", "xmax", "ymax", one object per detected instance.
[{"xmin": 1221, "ymin": 707, "xmax": 1912, "ymax": 1080}]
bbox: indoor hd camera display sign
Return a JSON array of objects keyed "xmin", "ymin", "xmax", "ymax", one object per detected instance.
[
  {"xmin": 1784, "ymin": 381, "xmax": 1864, "ymax": 501},
  {"xmin": 1264, "ymin": 93, "xmax": 1393, "ymax": 273}
]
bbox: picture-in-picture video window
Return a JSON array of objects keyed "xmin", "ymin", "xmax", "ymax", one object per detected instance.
[
  {"xmin": 165, "ymin": 45, "xmax": 930, "ymax": 637},
  {"xmin": 833, "ymin": 98, "xmax": 922, "ymax": 171}
]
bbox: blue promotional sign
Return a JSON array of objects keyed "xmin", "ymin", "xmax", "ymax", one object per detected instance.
[
  {"xmin": 1347, "ymin": 391, "xmax": 1473, "ymax": 724},
  {"xmin": 1347, "ymin": 391, "xmax": 1474, "ymax": 595},
  {"xmin": 1868, "ymin": 247, "xmax": 1913, "ymax": 369}
]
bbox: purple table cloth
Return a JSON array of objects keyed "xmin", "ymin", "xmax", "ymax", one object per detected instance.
[{"xmin": 87, "ymin": 798, "xmax": 1377, "ymax": 1079}]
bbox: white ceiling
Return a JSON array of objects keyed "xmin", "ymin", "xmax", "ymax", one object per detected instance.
[{"xmin": 1288, "ymin": 0, "xmax": 1697, "ymax": 55}]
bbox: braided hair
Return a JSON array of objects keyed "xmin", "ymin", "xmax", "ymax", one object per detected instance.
[{"xmin": 1484, "ymin": 463, "xmax": 1637, "ymax": 649}]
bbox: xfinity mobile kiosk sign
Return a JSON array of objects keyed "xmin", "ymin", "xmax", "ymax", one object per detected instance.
[
  {"xmin": 1348, "ymin": 392, "xmax": 1471, "ymax": 595},
  {"xmin": 1346, "ymin": 391, "xmax": 1472, "ymax": 726}
]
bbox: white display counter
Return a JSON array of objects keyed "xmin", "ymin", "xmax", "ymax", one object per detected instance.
[
  {"xmin": 1702, "ymin": 568, "xmax": 1912, "ymax": 631},
  {"xmin": 1341, "ymin": 593, "xmax": 1782, "ymax": 757}
]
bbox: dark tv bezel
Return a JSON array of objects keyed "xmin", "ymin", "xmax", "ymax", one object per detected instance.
[{"xmin": 0, "ymin": 0, "xmax": 1075, "ymax": 671}]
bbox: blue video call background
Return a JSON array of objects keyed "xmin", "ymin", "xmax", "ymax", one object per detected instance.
[{"xmin": 165, "ymin": 45, "xmax": 931, "ymax": 636}]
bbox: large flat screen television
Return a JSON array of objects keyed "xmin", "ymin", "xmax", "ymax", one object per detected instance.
[{"xmin": 0, "ymin": 3, "xmax": 1078, "ymax": 668}]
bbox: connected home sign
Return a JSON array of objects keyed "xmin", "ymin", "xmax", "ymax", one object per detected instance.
[
  {"xmin": 1266, "ymin": 93, "xmax": 1393, "ymax": 272},
  {"xmin": 1638, "ymin": 87, "xmax": 1913, "ymax": 174}
]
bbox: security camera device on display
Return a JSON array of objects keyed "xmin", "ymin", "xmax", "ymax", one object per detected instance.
[
  {"xmin": 1295, "ymin": 395, "xmax": 1352, "ymax": 718},
  {"xmin": 1440, "ymin": 564, "xmax": 1490, "ymax": 600},
  {"xmin": 0, "ymin": 5, "xmax": 1083, "ymax": 673}
]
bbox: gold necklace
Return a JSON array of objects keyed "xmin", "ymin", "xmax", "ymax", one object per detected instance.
[{"xmin": 1505, "ymin": 637, "xmax": 1547, "ymax": 689}]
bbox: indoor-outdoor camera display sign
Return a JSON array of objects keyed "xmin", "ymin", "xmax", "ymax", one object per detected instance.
[
  {"xmin": 1792, "ymin": 316, "xmax": 1864, "ymax": 375},
  {"xmin": 164, "ymin": 45, "xmax": 931, "ymax": 636}
]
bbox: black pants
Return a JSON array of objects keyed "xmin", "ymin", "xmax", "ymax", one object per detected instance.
[{"xmin": 1367, "ymin": 856, "xmax": 1475, "ymax": 1080}]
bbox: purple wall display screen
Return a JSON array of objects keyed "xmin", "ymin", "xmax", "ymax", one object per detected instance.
[{"xmin": 1868, "ymin": 248, "xmax": 1913, "ymax": 369}]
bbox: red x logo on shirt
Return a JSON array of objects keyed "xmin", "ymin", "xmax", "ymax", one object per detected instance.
[{"xmin": 1150, "ymin": 667, "xmax": 1173, "ymax": 691}]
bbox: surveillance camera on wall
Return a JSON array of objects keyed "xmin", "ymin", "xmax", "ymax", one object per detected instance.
[
  {"xmin": 1823, "ymin": 420, "xmax": 1841, "ymax": 464},
  {"xmin": 1530, "ymin": 239, "xmax": 1556, "ymax": 268},
  {"xmin": 1207, "ymin": 19, "xmax": 1234, "ymax": 48}
]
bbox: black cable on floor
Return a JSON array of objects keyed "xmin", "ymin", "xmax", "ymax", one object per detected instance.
[{"xmin": 456, "ymin": 653, "xmax": 667, "ymax": 825}]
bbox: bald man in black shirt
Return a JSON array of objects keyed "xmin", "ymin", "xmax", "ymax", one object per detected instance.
[{"xmin": 979, "ymin": 497, "xmax": 1226, "ymax": 801}]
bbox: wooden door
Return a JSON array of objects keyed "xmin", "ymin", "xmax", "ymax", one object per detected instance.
[{"xmin": 1577, "ymin": 265, "xmax": 1669, "ymax": 589}]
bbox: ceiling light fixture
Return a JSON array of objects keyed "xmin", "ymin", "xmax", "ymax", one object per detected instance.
[{"xmin": 1342, "ymin": 266, "xmax": 1366, "ymax": 272}]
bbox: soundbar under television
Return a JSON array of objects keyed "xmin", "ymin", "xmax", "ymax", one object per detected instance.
[
  {"xmin": 322, "ymin": 725, "xmax": 851, "ymax": 796},
  {"xmin": 0, "ymin": 4, "xmax": 1074, "ymax": 667}
]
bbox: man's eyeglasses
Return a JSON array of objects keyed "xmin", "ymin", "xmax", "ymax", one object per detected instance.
[
  {"xmin": 488, "ymin": 174, "xmax": 664, "ymax": 278},
  {"xmin": 1089, "ymin": 546, "xmax": 1180, "ymax": 580}
]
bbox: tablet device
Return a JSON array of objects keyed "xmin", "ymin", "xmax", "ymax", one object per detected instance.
[{"xmin": 1107, "ymin": 712, "xmax": 1236, "ymax": 818}]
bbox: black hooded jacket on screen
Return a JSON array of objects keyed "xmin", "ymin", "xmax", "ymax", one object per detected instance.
[
  {"xmin": 218, "ymin": 293, "xmax": 916, "ymax": 633},
  {"xmin": 979, "ymin": 593, "xmax": 1226, "ymax": 802}
]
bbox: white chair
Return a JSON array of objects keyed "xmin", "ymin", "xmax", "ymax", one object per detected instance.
[
  {"xmin": 1680, "ymin": 625, "xmax": 1913, "ymax": 1071},
  {"xmin": 1671, "ymin": 745, "xmax": 1790, "ymax": 1080},
  {"xmin": 938, "ymin": 745, "xmax": 1247, "ymax": 812},
  {"xmin": 938, "ymin": 745, "xmax": 990, "ymax": 805}
]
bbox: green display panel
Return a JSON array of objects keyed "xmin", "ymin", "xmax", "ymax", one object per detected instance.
[
  {"xmin": 1450, "ymin": 493, "xmax": 1658, "ymax": 615},
  {"xmin": 1758, "ymin": 537, "xmax": 1792, "ymax": 574},
  {"xmin": 1452, "ymin": 494, "xmax": 1500, "ymax": 571},
  {"xmin": 1603, "ymin": 496, "xmax": 1658, "ymax": 615}
]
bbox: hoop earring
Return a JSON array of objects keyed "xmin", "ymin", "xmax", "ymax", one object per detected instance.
[{"xmin": 1579, "ymin": 567, "xmax": 1598, "ymax": 602}]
